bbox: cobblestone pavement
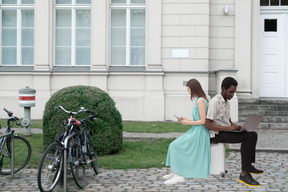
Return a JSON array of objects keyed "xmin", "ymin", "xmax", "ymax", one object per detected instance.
[
  {"xmin": 5, "ymin": 128, "xmax": 288, "ymax": 191},
  {"xmin": 0, "ymin": 151, "xmax": 288, "ymax": 192}
]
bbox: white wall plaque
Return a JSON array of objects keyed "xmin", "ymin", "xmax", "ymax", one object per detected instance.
[{"xmin": 171, "ymin": 49, "xmax": 190, "ymax": 58}]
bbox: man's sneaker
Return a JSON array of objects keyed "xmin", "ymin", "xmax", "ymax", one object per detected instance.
[
  {"xmin": 249, "ymin": 166, "xmax": 264, "ymax": 174},
  {"xmin": 239, "ymin": 173, "xmax": 260, "ymax": 187}
]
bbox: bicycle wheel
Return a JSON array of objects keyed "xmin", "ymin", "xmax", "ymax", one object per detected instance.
[
  {"xmin": 0, "ymin": 135, "xmax": 31, "ymax": 175},
  {"xmin": 87, "ymin": 136, "xmax": 99, "ymax": 174},
  {"xmin": 37, "ymin": 142, "xmax": 63, "ymax": 192},
  {"xmin": 69, "ymin": 138, "xmax": 86, "ymax": 188}
]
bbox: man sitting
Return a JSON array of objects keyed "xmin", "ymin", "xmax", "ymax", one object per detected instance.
[{"xmin": 205, "ymin": 77, "xmax": 264, "ymax": 187}]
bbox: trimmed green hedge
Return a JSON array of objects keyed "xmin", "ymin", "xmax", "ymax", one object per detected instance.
[{"xmin": 42, "ymin": 85, "xmax": 123, "ymax": 155}]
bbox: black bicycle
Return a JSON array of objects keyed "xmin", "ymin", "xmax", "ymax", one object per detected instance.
[
  {"xmin": 69, "ymin": 108, "xmax": 99, "ymax": 188},
  {"xmin": 0, "ymin": 108, "xmax": 31, "ymax": 175},
  {"xmin": 37, "ymin": 105, "xmax": 99, "ymax": 192}
]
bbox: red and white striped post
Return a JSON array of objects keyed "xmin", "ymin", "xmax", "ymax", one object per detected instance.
[{"xmin": 19, "ymin": 94, "xmax": 35, "ymax": 107}]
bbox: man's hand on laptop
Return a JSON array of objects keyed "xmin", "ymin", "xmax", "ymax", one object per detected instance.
[{"xmin": 229, "ymin": 124, "xmax": 241, "ymax": 131}]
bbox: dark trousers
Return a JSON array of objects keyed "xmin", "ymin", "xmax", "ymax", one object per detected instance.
[{"xmin": 210, "ymin": 131, "xmax": 258, "ymax": 172}]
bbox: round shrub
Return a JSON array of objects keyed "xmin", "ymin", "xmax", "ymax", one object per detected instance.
[{"xmin": 42, "ymin": 85, "xmax": 123, "ymax": 155}]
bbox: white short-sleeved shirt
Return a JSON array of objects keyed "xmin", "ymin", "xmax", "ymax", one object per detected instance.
[{"xmin": 206, "ymin": 93, "xmax": 231, "ymax": 138}]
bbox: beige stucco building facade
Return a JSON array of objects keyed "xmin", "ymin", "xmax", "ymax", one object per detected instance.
[{"xmin": 0, "ymin": 0, "xmax": 283, "ymax": 122}]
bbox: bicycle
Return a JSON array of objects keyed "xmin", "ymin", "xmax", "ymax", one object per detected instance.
[
  {"xmin": 37, "ymin": 105, "xmax": 99, "ymax": 192},
  {"xmin": 0, "ymin": 108, "xmax": 32, "ymax": 175},
  {"xmin": 68, "ymin": 108, "xmax": 99, "ymax": 188}
]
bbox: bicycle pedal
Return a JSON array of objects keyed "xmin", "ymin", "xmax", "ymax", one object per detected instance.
[
  {"xmin": 74, "ymin": 160, "xmax": 80, "ymax": 166},
  {"xmin": 47, "ymin": 165, "xmax": 53, "ymax": 171},
  {"xmin": 87, "ymin": 159, "xmax": 97, "ymax": 165}
]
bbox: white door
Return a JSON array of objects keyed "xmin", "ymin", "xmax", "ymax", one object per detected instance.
[{"xmin": 259, "ymin": 13, "xmax": 287, "ymax": 97}]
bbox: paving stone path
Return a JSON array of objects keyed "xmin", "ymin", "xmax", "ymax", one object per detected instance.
[
  {"xmin": 0, "ymin": 152, "xmax": 287, "ymax": 191},
  {"xmin": 1, "ymin": 128, "xmax": 287, "ymax": 191}
]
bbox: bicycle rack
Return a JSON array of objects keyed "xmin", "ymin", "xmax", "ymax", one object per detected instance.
[
  {"xmin": 0, "ymin": 130, "xmax": 14, "ymax": 179},
  {"xmin": 63, "ymin": 133, "xmax": 75, "ymax": 192}
]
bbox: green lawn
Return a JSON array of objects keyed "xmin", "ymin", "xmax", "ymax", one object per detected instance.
[
  {"xmin": 0, "ymin": 120, "xmax": 230, "ymax": 170},
  {"xmin": 0, "ymin": 120, "xmax": 186, "ymax": 170},
  {"xmin": 7, "ymin": 133, "xmax": 174, "ymax": 170},
  {"xmin": 21, "ymin": 135, "xmax": 173, "ymax": 169},
  {"xmin": 98, "ymin": 138, "xmax": 173, "ymax": 169},
  {"xmin": 23, "ymin": 134, "xmax": 45, "ymax": 169}
]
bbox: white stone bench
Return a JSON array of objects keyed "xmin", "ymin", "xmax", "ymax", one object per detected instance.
[{"xmin": 210, "ymin": 142, "xmax": 226, "ymax": 177}]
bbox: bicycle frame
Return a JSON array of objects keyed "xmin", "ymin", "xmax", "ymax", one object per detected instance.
[
  {"xmin": 0, "ymin": 135, "xmax": 7, "ymax": 153},
  {"xmin": 0, "ymin": 108, "xmax": 24, "ymax": 179},
  {"xmin": 0, "ymin": 122, "xmax": 13, "ymax": 153},
  {"xmin": 0, "ymin": 110, "xmax": 20, "ymax": 156},
  {"xmin": 0, "ymin": 120, "xmax": 11, "ymax": 148},
  {"xmin": 63, "ymin": 132, "xmax": 76, "ymax": 192},
  {"xmin": 0, "ymin": 131, "xmax": 14, "ymax": 178}
]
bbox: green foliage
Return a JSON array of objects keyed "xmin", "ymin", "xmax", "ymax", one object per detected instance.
[{"xmin": 42, "ymin": 85, "xmax": 123, "ymax": 155}]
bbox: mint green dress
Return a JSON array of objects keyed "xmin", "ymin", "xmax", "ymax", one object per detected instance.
[{"xmin": 165, "ymin": 97, "xmax": 211, "ymax": 178}]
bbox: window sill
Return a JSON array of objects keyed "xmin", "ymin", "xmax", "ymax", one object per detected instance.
[
  {"xmin": 52, "ymin": 66, "xmax": 90, "ymax": 72},
  {"xmin": 108, "ymin": 66, "xmax": 146, "ymax": 72},
  {"xmin": 0, "ymin": 66, "xmax": 34, "ymax": 72}
]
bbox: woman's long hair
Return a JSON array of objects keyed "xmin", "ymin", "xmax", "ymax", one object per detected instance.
[{"xmin": 186, "ymin": 79, "xmax": 208, "ymax": 102}]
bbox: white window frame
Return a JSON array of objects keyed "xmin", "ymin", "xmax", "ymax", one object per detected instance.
[
  {"xmin": 110, "ymin": 0, "xmax": 146, "ymax": 66},
  {"xmin": 54, "ymin": 0, "xmax": 91, "ymax": 66},
  {"xmin": 0, "ymin": 0, "xmax": 34, "ymax": 66}
]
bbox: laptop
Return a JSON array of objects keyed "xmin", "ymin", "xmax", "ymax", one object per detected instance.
[{"xmin": 238, "ymin": 115, "xmax": 263, "ymax": 132}]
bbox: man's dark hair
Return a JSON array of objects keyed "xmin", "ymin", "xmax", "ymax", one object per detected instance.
[{"xmin": 221, "ymin": 77, "xmax": 238, "ymax": 90}]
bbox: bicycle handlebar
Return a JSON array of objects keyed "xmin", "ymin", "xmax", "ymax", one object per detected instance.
[
  {"xmin": 3, "ymin": 108, "xmax": 21, "ymax": 126},
  {"xmin": 80, "ymin": 114, "xmax": 99, "ymax": 123},
  {"xmin": 55, "ymin": 105, "xmax": 78, "ymax": 115},
  {"xmin": 55, "ymin": 105, "xmax": 98, "ymax": 116},
  {"xmin": 3, "ymin": 108, "xmax": 12, "ymax": 117}
]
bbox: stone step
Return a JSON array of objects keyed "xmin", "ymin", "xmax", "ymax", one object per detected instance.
[
  {"xmin": 236, "ymin": 121, "xmax": 288, "ymax": 130},
  {"xmin": 239, "ymin": 113, "xmax": 288, "ymax": 118},
  {"xmin": 239, "ymin": 116, "xmax": 288, "ymax": 123},
  {"xmin": 238, "ymin": 99, "xmax": 288, "ymax": 130},
  {"xmin": 239, "ymin": 103, "xmax": 288, "ymax": 111},
  {"xmin": 239, "ymin": 105, "xmax": 288, "ymax": 111},
  {"xmin": 258, "ymin": 123, "xmax": 288, "ymax": 130},
  {"xmin": 239, "ymin": 98, "xmax": 288, "ymax": 105},
  {"xmin": 239, "ymin": 99, "xmax": 288, "ymax": 114},
  {"xmin": 238, "ymin": 108, "xmax": 288, "ymax": 116}
]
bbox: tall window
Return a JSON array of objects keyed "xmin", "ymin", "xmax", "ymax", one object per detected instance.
[
  {"xmin": 110, "ymin": 0, "xmax": 146, "ymax": 66},
  {"xmin": 54, "ymin": 0, "xmax": 91, "ymax": 66},
  {"xmin": 0, "ymin": 0, "xmax": 34, "ymax": 66}
]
